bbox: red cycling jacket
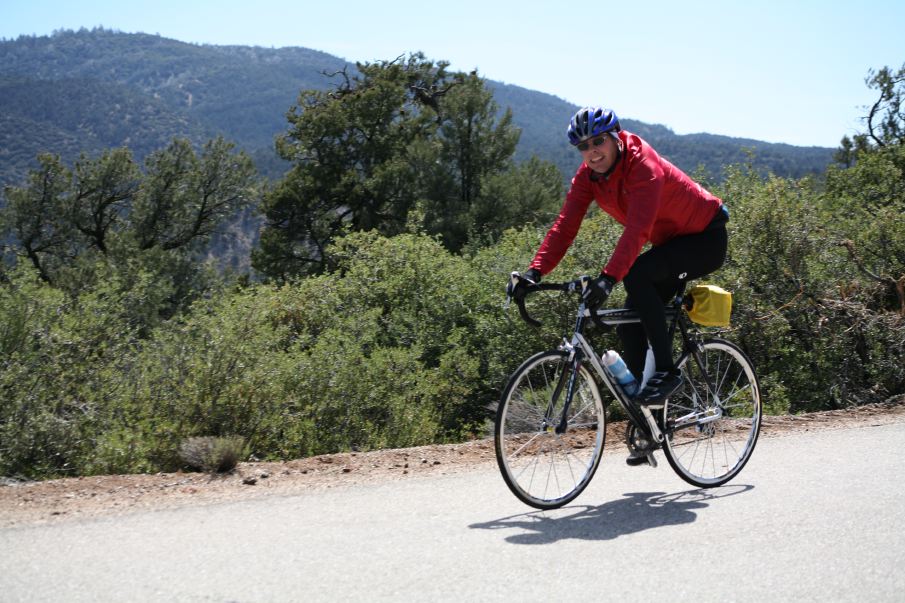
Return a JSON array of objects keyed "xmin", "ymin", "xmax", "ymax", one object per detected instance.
[{"xmin": 529, "ymin": 130, "xmax": 724, "ymax": 282}]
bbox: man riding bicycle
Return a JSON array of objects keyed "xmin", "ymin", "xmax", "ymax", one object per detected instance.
[{"xmin": 510, "ymin": 107, "xmax": 730, "ymax": 462}]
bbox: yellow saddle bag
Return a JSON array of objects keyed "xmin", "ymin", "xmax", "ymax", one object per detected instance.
[{"xmin": 686, "ymin": 284, "xmax": 733, "ymax": 327}]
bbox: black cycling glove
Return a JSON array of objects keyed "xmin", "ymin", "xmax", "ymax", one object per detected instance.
[
  {"xmin": 582, "ymin": 273, "xmax": 615, "ymax": 308},
  {"xmin": 507, "ymin": 268, "xmax": 542, "ymax": 302}
]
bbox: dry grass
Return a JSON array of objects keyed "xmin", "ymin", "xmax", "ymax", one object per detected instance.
[{"xmin": 178, "ymin": 436, "xmax": 247, "ymax": 473}]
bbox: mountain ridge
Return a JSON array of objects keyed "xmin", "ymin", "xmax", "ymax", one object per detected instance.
[{"xmin": 0, "ymin": 28, "xmax": 835, "ymax": 188}]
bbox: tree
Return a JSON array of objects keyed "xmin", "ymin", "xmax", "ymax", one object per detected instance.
[
  {"xmin": 1, "ymin": 137, "xmax": 256, "ymax": 300},
  {"xmin": 833, "ymin": 133, "xmax": 870, "ymax": 168},
  {"xmin": 69, "ymin": 148, "xmax": 140, "ymax": 254},
  {"xmin": 826, "ymin": 64, "xmax": 905, "ymax": 314},
  {"xmin": 0, "ymin": 154, "xmax": 74, "ymax": 282},
  {"xmin": 253, "ymin": 54, "xmax": 563, "ymax": 280},
  {"xmin": 253, "ymin": 54, "xmax": 454, "ymax": 279},
  {"xmin": 131, "ymin": 138, "xmax": 256, "ymax": 252},
  {"xmin": 414, "ymin": 71, "xmax": 525, "ymax": 251},
  {"xmin": 469, "ymin": 156, "xmax": 564, "ymax": 243},
  {"xmin": 835, "ymin": 64, "xmax": 905, "ymax": 167}
]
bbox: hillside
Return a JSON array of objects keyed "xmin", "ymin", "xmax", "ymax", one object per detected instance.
[
  {"xmin": 0, "ymin": 76, "xmax": 210, "ymax": 171},
  {"xmin": 0, "ymin": 28, "xmax": 834, "ymax": 189}
]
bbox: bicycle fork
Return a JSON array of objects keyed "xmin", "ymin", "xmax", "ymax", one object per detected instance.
[{"xmin": 547, "ymin": 352, "xmax": 582, "ymax": 435}]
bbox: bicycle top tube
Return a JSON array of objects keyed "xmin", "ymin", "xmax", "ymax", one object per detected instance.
[{"xmin": 594, "ymin": 306, "xmax": 682, "ymax": 326}]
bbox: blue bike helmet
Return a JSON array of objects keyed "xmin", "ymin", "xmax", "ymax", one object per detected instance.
[{"xmin": 567, "ymin": 107, "xmax": 621, "ymax": 145}]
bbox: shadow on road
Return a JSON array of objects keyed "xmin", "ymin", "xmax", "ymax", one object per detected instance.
[{"xmin": 469, "ymin": 485, "xmax": 753, "ymax": 545}]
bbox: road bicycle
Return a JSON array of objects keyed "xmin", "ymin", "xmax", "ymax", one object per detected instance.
[{"xmin": 495, "ymin": 273, "xmax": 761, "ymax": 510}]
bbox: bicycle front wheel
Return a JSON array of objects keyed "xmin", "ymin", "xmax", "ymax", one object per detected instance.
[
  {"xmin": 662, "ymin": 338, "xmax": 761, "ymax": 488},
  {"xmin": 494, "ymin": 350, "xmax": 606, "ymax": 509}
]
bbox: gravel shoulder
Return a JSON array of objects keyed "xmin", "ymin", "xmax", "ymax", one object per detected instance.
[{"xmin": 2, "ymin": 401, "xmax": 904, "ymax": 528}]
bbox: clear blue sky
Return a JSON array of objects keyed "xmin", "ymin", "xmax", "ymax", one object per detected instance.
[{"xmin": 3, "ymin": 0, "xmax": 904, "ymax": 148}]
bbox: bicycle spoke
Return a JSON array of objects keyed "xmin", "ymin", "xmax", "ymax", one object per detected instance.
[
  {"xmin": 544, "ymin": 442, "xmax": 558, "ymax": 500},
  {"xmin": 718, "ymin": 428, "xmax": 737, "ymax": 467},
  {"xmin": 684, "ymin": 367, "xmax": 709, "ymax": 407},
  {"xmin": 568, "ymin": 421, "xmax": 599, "ymax": 429},
  {"xmin": 716, "ymin": 360, "xmax": 741, "ymax": 399},
  {"xmin": 514, "ymin": 442, "xmax": 542, "ymax": 483},
  {"xmin": 508, "ymin": 431, "xmax": 545, "ymax": 460},
  {"xmin": 720, "ymin": 388, "xmax": 753, "ymax": 408},
  {"xmin": 569, "ymin": 396, "xmax": 596, "ymax": 422},
  {"xmin": 555, "ymin": 434, "xmax": 583, "ymax": 488},
  {"xmin": 507, "ymin": 397, "xmax": 546, "ymax": 422},
  {"xmin": 685, "ymin": 437, "xmax": 702, "ymax": 470}
]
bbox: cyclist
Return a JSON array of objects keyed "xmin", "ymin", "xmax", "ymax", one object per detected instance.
[{"xmin": 511, "ymin": 107, "xmax": 729, "ymax": 448}]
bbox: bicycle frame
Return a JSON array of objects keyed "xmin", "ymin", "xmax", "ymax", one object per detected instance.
[
  {"xmin": 509, "ymin": 272, "xmax": 729, "ymax": 447},
  {"xmin": 499, "ymin": 273, "xmax": 761, "ymax": 506}
]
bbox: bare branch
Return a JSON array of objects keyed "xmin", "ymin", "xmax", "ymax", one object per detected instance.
[
  {"xmin": 322, "ymin": 66, "xmax": 355, "ymax": 99},
  {"xmin": 839, "ymin": 239, "xmax": 889, "ymax": 284},
  {"xmin": 866, "ymin": 92, "xmax": 886, "ymax": 147},
  {"xmin": 839, "ymin": 239, "xmax": 905, "ymax": 314}
]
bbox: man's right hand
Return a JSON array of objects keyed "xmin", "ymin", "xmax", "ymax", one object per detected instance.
[
  {"xmin": 507, "ymin": 268, "xmax": 542, "ymax": 302},
  {"xmin": 581, "ymin": 273, "xmax": 615, "ymax": 309}
]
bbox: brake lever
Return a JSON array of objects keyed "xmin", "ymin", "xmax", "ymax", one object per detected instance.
[
  {"xmin": 506, "ymin": 271, "xmax": 543, "ymax": 327},
  {"xmin": 577, "ymin": 275, "xmax": 613, "ymax": 331}
]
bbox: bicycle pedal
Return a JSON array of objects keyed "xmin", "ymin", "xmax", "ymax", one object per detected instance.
[{"xmin": 646, "ymin": 453, "xmax": 658, "ymax": 468}]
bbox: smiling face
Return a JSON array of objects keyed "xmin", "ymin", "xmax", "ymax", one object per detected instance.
[{"xmin": 578, "ymin": 133, "xmax": 621, "ymax": 174}]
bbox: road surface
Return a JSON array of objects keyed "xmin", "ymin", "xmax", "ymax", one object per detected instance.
[{"xmin": 2, "ymin": 421, "xmax": 904, "ymax": 602}]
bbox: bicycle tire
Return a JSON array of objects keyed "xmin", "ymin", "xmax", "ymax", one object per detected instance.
[
  {"xmin": 662, "ymin": 338, "xmax": 761, "ymax": 488},
  {"xmin": 494, "ymin": 350, "xmax": 606, "ymax": 509}
]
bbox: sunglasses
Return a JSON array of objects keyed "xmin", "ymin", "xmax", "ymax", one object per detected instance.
[{"xmin": 576, "ymin": 135, "xmax": 608, "ymax": 152}]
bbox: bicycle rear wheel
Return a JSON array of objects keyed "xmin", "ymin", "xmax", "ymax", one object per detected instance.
[
  {"xmin": 494, "ymin": 350, "xmax": 606, "ymax": 509},
  {"xmin": 662, "ymin": 338, "xmax": 761, "ymax": 488}
]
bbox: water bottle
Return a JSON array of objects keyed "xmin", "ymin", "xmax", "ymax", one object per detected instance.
[{"xmin": 603, "ymin": 350, "xmax": 639, "ymax": 397}]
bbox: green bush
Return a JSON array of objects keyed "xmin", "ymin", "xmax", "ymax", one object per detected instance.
[
  {"xmin": 0, "ymin": 266, "xmax": 139, "ymax": 477},
  {"xmin": 716, "ymin": 162, "xmax": 904, "ymax": 412}
]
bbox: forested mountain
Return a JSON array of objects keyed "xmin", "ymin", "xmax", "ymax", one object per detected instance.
[{"xmin": 0, "ymin": 28, "xmax": 833, "ymax": 189}]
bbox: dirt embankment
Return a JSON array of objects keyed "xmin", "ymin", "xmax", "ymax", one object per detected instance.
[{"xmin": 2, "ymin": 401, "xmax": 904, "ymax": 528}]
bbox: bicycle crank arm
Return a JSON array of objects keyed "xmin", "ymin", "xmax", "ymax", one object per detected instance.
[{"xmin": 640, "ymin": 406, "xmax": 665, "ymax": 444}]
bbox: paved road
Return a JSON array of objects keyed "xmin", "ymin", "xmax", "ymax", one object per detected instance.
[{"xmin": 2, "ymin": 422, "xmax": 904, "ymax": 602}]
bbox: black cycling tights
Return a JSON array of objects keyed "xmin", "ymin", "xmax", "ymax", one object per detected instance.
[{"xmin": 617, "ymin": 222, "xmax": 728, "ymax": 378}]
